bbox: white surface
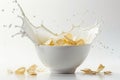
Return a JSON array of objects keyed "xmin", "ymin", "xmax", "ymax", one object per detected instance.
[
  {"xmin": 0, "ymin": 73, "xmax": 120, "ymax": 80},
  {"xmin": 0, "ymin": 0, "xmax": 120, "ymax": 80}
]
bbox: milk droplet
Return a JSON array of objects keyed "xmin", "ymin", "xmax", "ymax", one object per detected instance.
[
  {"xmin": 1, "ymin": 9, "xmax": 4, "ymax": 12},
  {"xmin": 3, "ymin": 25, "xmax": 7, "ymax": 27},
  {"xmin": 73, "ymin": 14, "xmax": 76, "ymax": 17},
  {"xmin": 33, "ymin": 16, "xmax": 36, "ymax": 18},
  {"xmin": 9, "ymin": 24, "xmax": 12, "ymax": 28}
]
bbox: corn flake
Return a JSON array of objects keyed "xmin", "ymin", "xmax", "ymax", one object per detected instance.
[
  {"xmin": 43, "ymin": 33, "xmax": 86, "ymax": 46},
  {"xmin": 27, "ymin": 64, "xmax": 37, "ymax": 76},
  {"xmin": 64, "ymin": 36, "xmax": 76, "ymax": 45},
  {"xmin": 104, "ymin": 71, "xmax": 112, "ymax": 75},
  {"xmin": 56, "ymin": 39, "xmax": 66, "ymax": 46},
  {"xmin": 64, "ymin": 33, "xmax": 73, "ymax": 39},
  {"xmin": 15, "ymin": 67, "xmax": 26, "ymax": 75},
  {"xmin": 76, "ymin": 39, "xmax": 85, "ymax": 45},
  {"xmin": 81, "ymin": 68, "xmax": 96, "ymax": 75},
  {"xmin": 44, "ymin": 39, "xmax": 54, "ymax": 46},
  {"xmin": 81, "ymin": 64, "xmax": 111, "ymax": 75},
  {"xmin": 96, "ymin": 64, "xmax": 105, "ymax": 73}
]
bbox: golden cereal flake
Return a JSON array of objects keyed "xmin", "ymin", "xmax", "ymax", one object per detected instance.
[
  {"xmin": 104, "ymin": 71, "xmax": 112, "ymax": 75},
  {"xmin": 76, "ymin": 39, "xmax": 85, "ymax": 45},
  {"xmin": 81, "ymin": 64, "xmax": 112, "ymax": 75},
  {"xmin": 64, "ymin": 36, "xmax": 76, "ymax": 45},
  {"xmin": 81, "ymin": 68, "xmax": 96, "ymax": 75},
  {"xmin": 56, "ymin": 39, "xmax": 66, "ymax": 46},
  {"xmin": 64, "ymin": 33, "xmax": 73, "ymax": 39},
  {"xmin": 15, "ymin": 67, "xmax": 26, "ymax": 75},
  {"xmin": 96, "ymin": 64, "xmax": 105, "ymax": 73},
  {"xmin": 27, "ymin": 64, "xmax": 37, "ymax": 76},
  {"xmin": 43, "ymin": 32, "xmax": 86, "ymax": 46},
  {"xmin": 44, "ymin": 39, "xmax": 54, "ymax": 46}
]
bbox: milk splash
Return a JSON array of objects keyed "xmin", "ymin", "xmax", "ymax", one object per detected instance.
[
  {"xmin": 14, "ymin": 0, "xmax": 100, "ymax": 46},
  {"xmin": 14, "ymin": 1, "xmax": 58, "ymax": 45}
]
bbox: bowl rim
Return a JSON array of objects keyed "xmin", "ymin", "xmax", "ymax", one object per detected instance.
[{"xmin": 35, "ymin": 44, "xmax": 91, "ymax": 48}]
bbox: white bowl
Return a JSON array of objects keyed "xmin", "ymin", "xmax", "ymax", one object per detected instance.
[{"xmin": 36, "ymin": 45, "xmax": 90, "ymax": 74}]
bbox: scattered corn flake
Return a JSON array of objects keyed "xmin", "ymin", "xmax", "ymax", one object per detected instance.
[
  {"xmin": 96, "ymin": 64, "xmax": 105, "ymax": 73},
  {"xmin": 29, "ymin": 64, "xmax": 37, "ymax": 70},
  {"xmin": 15, "ymin": 67, "xmax": 26, "ymax": 75},
  {"xmin": 81, "ymin": 64, "xmax": 111, "ymax": 75},
  {"xmin": 91, "ymin": 71, "xmax": 97, "ymax": 75},
  {"xmin": 8, "ymin": 64, "xmax": 46, "ymax": 76},
  {"xmin": 27, "ymin": 64, "xmax": 37, "ymax": 76},
  {"xmin": 81, "ymin": 68, "xmax": 92, "ymax": 74},
  {"xmin": 81, "ymin": 68, "xmax": 96, "ymax": 75},
  {"xmin": 104, "ymin": 71, "xmax": 112, "ymax": 75}
]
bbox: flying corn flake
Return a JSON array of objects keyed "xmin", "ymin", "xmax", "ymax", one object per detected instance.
[{"xmin": 81, "ymin": 64, "xmax": 111, "ymax": 75}]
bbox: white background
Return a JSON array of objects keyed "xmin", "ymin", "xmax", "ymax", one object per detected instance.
[{"xmin": 0, "ymin": 0, "xmax": 120, "ymax": 80}]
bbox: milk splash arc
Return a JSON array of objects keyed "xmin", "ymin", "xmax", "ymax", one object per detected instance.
[{"xmin": 15, "ymin": 1, "xmax": 100, "ymax": 46}]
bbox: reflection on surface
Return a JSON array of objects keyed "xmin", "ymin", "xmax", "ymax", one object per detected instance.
[
  {"xmin": 14, "ymin": 73, "xmax": 113, "ymax": 80},
  {"xmin": 0, "ymin": 72, "xmax": 120, "ymax": 80},
  {"xmin": 26, "ymin": 75, "xmax": 37, "ymax": 80},
  {"xmin": 76, "ymin": 72, "xmax": 114, "ymax": 80},
  {"xmin": 48, "ymin": 73, "xmax": 77, "ymax": 80},
  {"xmin": 15, "ymin": 75, "xmax": 25, "ymax": 80},
  {"xmin": 15, "ymin": 74, "xmax": 37, "ymax": 80},
  {"xmin": 97, "ymin": 74, "xmax": 105, "ymax": 80}
]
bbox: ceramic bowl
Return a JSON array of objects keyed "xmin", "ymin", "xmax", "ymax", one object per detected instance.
[{"xmin": 36, "ymin": 44, "xmax": 90, "ymax": 74}]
